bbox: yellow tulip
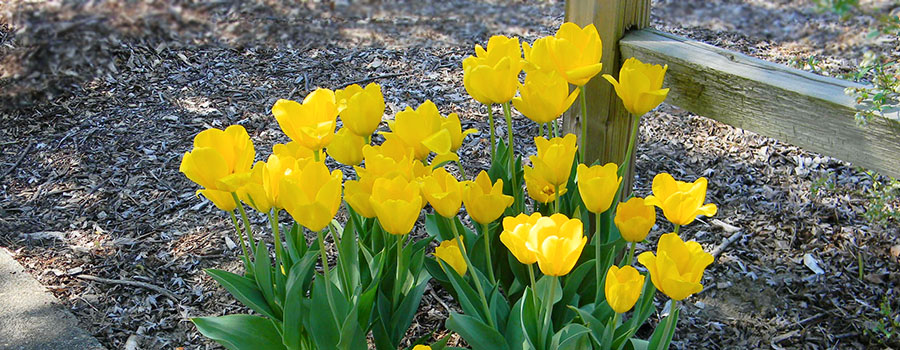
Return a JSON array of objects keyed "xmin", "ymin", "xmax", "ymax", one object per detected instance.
[
  {"xmin": 420, "ymin": 168, "xmax": 464, "ymax": 218},
  {"xmin": 412, "ymin": 346, "xmax": 432, "ymax": 350},
  {"xmin": 462, "ymin": 35, "xmax": 525, "ymax": 105},
  {"xmin": 272, "ymin": 141, "xmax": 318, "ymax": 163},
  {"xmin": 384, "ymin": 100, "xmax": 450, "ymax": 161},
  {"xmin": 180, "ymin": 125, "xmax": 255, "ymax": 211},
  {"xmin": 602, "ymin": 57, "xmax": 669, "ymax": 116},
  {"xmin": 272, "ymin": 88, "xmax": 338, "ymax": 151},
  {"xmin": 576, "ymin": 163, "xmax": 621, "ymax": 214},
  {"xmin": 434, "ymin": 237, "xmax": 467, "ymax": 276},
  {"xmin": 462, "ymin": 171, "xmax": 514, "ymax": 224},
  {"xmin": 523, "ymin": 22, "xmax": 603, "ymax": 86},
  {"xmin": 279, "ymin": 161, "xmax": 343, "ymax": 232},
  {"xmin": 524, "ymin": 165, "xmax": 567, "ymax": 204},
  {"xmin": 524, "ymin": 214, "xmax": 586, "ymax": 276},
  {"xmin": 441, "ymin": 112, "xmax": 479, "ymax": 153},
  {"xmin": 638, "ymin": 232, "xmax": 713, "ymax": 301},
  {"xmin": 370, "ymin": 176, "xmax": 423, "ymax": 235},
  {"xmin": 327, "ymin": 128, "xmax": 366, "ymax": 165},
  {"xmin": 500, "ymin": 213, "xmax": 542, "ymax": 265},
  {"xmin": 335, "ymin": 82, "xmax": 385, "ymax": 137},
  {"xmin": 344, "ymin": 175, "xmax": 377, "ymax": 218},
  {"xmin": 236, "ymin": 154, "xmax": 300, "ymax": 212},
  {"xmin": 512, "ymin": 70, "xmax": 579, "ymax": 124},
  {"xmin": 614, "ymin": 197, "xmax": 656, "ymax": 242},
  {"xmin": 604, "ymin": 265, "xmax": 645, "ymax": 313},
  {"xmin": 355, "ymin": 138, "xmax": 429, "ymax": 184},
  {"xmin": 529, "ymin": 134, "xmax": 578, "ymax": 187},
  {"xmin": 644, "ymin": 173, "xmax": 717, "ymax": 226}
]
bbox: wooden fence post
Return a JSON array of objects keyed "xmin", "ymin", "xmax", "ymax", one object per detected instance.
[{"xmin": 564, "ymin": 0, "xmax": 651, "ymax": 193}]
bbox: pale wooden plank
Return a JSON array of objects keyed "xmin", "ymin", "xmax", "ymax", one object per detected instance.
[{"xmin": 620, "ymin": 28, "xmax": 900, "ymax": 179}]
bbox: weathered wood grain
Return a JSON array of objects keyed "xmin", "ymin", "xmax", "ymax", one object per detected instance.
[
  {"xmin": 564, "ymin": 0, "xmax": 651, "ymax": 192},
  {"xmin": 620, "ymin": 28, "xmax": 900, "ymax": 178}
]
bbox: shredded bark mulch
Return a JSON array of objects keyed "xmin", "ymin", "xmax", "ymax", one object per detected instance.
[{"xmin": 1, "ymin": 0, "xmax": 898, "ymax": 349}]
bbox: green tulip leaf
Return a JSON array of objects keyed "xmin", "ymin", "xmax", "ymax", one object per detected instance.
[
  {"xmin": 205, "ymin": 269, "xmax": 278, "ymax": 321},
  {"xmin": 192, "ymin": 314, "xmax": 286, "ymax": 350},
  {"xmin": 446, "ymin": 312, "xmax": 510, "ymax": 350}
]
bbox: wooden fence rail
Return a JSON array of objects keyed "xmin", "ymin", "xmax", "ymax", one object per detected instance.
[{"xmin": 567, "ymin": 0, "xmax": 900, "ymax": 180}]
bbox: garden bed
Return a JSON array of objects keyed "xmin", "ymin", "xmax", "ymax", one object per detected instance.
[{"xmin": 1, "ymin": 0, "xmax": 898, "ymax": 348}]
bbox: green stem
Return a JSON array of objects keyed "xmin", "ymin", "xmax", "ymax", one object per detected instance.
[
  {"xmin": 268, "ymin": 210, "xmax": 286, "ymax": 273},
  {"xmin": 229, "ymin": 211, "xmax": 252, "ymax": 271},
  {"xmin": 579, "ymin": 85, "xmax": 588, "ymax": 163},
  {"xmin": 232, "ymin": 193, "xmax": 256, "ymax": 252},
  {"xmin": 657, "ymin": 300, "xmax": 679, "ymax": 350},
  {"xmin": 541, "ymin": 276, "xmax": 558, "ymax": 343},
  {"xmin": 595, "ymin": 211, "xmax": 603, "ymax": 300},
  {"xmin": 503, "ymin": 102, "xmax": 519, "ymax": 211},
  {"xmin": 455, "ymin": 160, "xmax": 468, "ymax": 180},
  {"xmin": 480, "ymin": 222, "xmax": 496, "ymax": 282},
  {"xmin": 674, "ymin": 224, "xmax": 680, "ymax": 235},
  {"xmin": 554, "ymin": 183, "xmax": 561, "ymax": 214},
  {"xmin": 315, "ymin": 228, "xmax": 342, "ymax": 328},
  {"xmin": 365, "ymin": 134, "xmax": 371, "ymax": 144},
  {"xmin": 314, "ymin": 149, "xmax": 321, "ymax": 162},
  {"xmin": 449, "ymin": 217, "xmax": 495, "ymax": 328},
  {"xmin": 487, "ymin": 103, "xmax": 495, "ymax": 159},
  {"xmin": 393, "ymin": 233, "xmax": 406, "ymax": 304},
  {"xmin": 618, "ymin": 114, "xmax": 641, "ymax": 177},
  {"xmin": 625, "ymin": 241, "xmax": 636, "ymax": 267}
]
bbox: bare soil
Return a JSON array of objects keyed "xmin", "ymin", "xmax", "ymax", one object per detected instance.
[{"xmin": 1, "ymin": 0, "xmax": 898, "ymax": 349}]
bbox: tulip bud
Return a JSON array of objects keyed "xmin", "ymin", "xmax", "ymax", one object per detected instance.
[
  {"xmin": 434, "ymin": 237, "xmax": 467, "ymax": 276},
  {"xmin": 576, "ymin": 163, "xmax": 621, "ymax": 214},
  {"xmin": 644, "ymin": 173, "xmax": 717, "ymax": 226},
  {"xmin": 272, "ymin": 88, "xmax": 338, "ymax": 152},
  {"xmin": 614, "ymin": 197, "xmax": 656, "ymax": 242},
  {"xmin": 602, "ymin": 57, "xmax": 669, "ymax": 116},
  {"xmin": 638, "ymin": 232, "xmax": 713, "ymax": 301},
  {"xmin": 335, "ymin": 82, "xmax": 385, "ymax": 137},
  {"xmin": 604, "ymin": 265, "xmax": 645, "ymax": 313},
  {"xmin": 524, "ymin": 214, "xmax": 586, "ymax": 276},
  {"xmin": 462, "ymin": 171, "xmax": 514, "ymax": 224}
]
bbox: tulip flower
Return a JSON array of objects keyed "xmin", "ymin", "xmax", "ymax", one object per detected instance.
[
  {"xmin": 357, "ymin": 139, "xmax": 416, "ymax": 179},
  {"xmin": 434, "ymin": 237, "xmax": 467, "ymax": 276},
  {"xmin": 512, "ymin": 70, "xmax": 579, "ymax": 124},
  {"xmin": 412, "ymin": 346, "xmax": 432, "ymax": 350},
  {"xmin": 420, "ymin": 168, "xmax": 464, "ymax": 218},
  {"xmin": 180, "ymin": 125, "xmax": 255, "ymax": 211},
  {"xmin": 385, "ymin": 100, "xmax": 451, "ymax": 161},
  {"xmin": 602, "ymin": 57, "xmax": 669, "ymax": 116},
  {"xmin": 272, "ymin": 141, "xmax": 318, "ymax": 162},
  {"xmin": 529, "ymin": 134, "xmax": 578, "ymax": 187},
  {"xmin": 644, "ymin": 173, "xmax": 717, "ymax": 226},
  {"xmin": 344, "ymin": 175, "xmax": 377, "ymax": 218},
  {"xmin": 524, "ymin": 214, "xmax": 586, "ymax": 276},
  {"xmin": 462, "ymin": 35, "xmax": 525, "ymax": 105},
  {"xmin": 327, "ymin": 128, "xmax": 366, "ymax": 165},
  {"xmin": 638, "ymin": 232, "xmax": 713, "ymax": 301},
  {"xmin": 370, "ymin": 176, "xmax": 424, "ymax": 235},
  {"xmin": 576, "ymin": 163, "xmax": 621, "ymax": 214},
  {"xmin": 500, "ymin": 213, "xmax": 543, "ymax": 265},
  {"xmin": 442, "ymin": 113, "xmax": 479, "ymax": 153},
  {"xmin": 524, "ymin": 165, "xmax": 567, "ymax": 204},
  {"xmin": 235, "ymin": 153, "xmax": 300, "ymax": 213},
  {"xmin": 605, "ymin": 265, "xmax": 645, "ymax": 313},
  {"xmin": 335, "ymin": 82, "xmax": 385, "ymax": 138},
  {"xmin": 615, "ymin": 197, "xmax": 656, "ymax": 243},
  {"xmin": 272, "ymin": 88, "xmax": 338, "ymax": 152},
  {"xmin": 280, "ymin": 161, "xmax": 343, "ymax": 232},
  {"xmin": 523, "ymin": 23, "xmax": 603, "ymax": 87},
  {"xmin": 462, "ymin": 171, "xmax": 514, "ymax": 225}
]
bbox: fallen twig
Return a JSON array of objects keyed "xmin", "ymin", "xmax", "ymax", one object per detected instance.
[
  {"xmin": 0, "ymin": 141, "xmax": 33, "ymax": 181},
  {"xmin": 429, "ymin": 288, "xmax": 452, "ymax": 315},
  {"xmin": 711, "ymin": 230, "xmax": 743, "ymax": 260},
  {"xmin": 76, "ymin": 274, "xmax": 179, "ymax": 301}
]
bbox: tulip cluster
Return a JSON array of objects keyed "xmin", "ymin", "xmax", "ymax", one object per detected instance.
[{"xmin": 180, "ymin": 20, "xmax": 717, "ymax": 350}]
